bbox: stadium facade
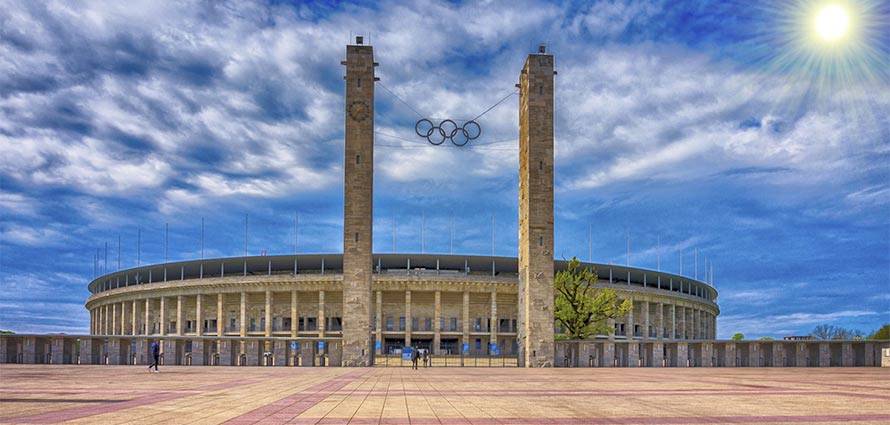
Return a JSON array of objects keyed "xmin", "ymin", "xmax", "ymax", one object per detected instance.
[{"xmin": 80, "ymin": 254, "xmax": 718, "ymax": 366}]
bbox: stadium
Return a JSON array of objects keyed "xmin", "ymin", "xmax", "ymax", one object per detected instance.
[{"xmin": 83, "ymin": 253, "xmax": 718, "ymax": 366}]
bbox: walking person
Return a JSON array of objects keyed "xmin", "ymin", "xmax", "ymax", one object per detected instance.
[
  {"xmin": 410, "ymin": 346, "xmax": 419, "ymax": 370},
  {"xmin": 422, "ymin": 348, "xmax": 429, "ymax": 368},
  {"xmin": 147, "ymin": 339, "xmax": 160, "ymax": 373}
]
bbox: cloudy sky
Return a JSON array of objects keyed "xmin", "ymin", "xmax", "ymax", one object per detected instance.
[{"xmin": 1, "ymin": 0, "xmax": 887, "ymax": 338}]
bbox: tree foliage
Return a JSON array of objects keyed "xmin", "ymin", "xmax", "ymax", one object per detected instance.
[
  {"xmin": 811, "ymin": 324, "xmax": 864, "ymax": 340},
  {"xmin": 867, "ymin": 324, "xmax": 890, "ymax": 340},
  {"xmin": 731, "ymin": 333, "xmax": 744, "ymax": 341},
  {"xmin": 554, "ymin": 257, "xmax": 632, "ymax": 340}
]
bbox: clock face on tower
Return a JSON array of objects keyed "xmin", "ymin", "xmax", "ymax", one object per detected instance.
[{"xmin": 348, "ymin": 100, "xmax": 370, "ymax": 122}]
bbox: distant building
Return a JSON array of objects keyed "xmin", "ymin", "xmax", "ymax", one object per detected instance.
[{"xmin": 783, "ymin": 335, "xmax": 814, "ymax": 341}]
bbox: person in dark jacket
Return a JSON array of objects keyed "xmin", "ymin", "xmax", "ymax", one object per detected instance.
[
  {"xmin": 147, "ymin": 340, "xmax": 160, "ymax": 373},
  {"xmin": 410, "ymin": 346, "xmax": 419, "ymax": 370}
]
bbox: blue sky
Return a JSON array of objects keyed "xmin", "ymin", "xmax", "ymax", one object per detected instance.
[{"xmin": 1, "ymin": 0, "xmax": 888, "ymax": 338}]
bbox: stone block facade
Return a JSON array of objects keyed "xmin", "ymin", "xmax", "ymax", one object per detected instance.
[
  {"xmin": 518, "ymin": 50, "xmax": 556, "ymax": 368},
  {"xmin": 341, "ymin": 38, "xmax": 376, "ymax": 367}
]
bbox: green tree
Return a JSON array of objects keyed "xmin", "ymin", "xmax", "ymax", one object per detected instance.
[
  {"xmin": 731, "ymin": 333, "xmax": 744, "ymax": 341},
  {"xmin": 0, "ymin": 330, "xmax": 14, "ymax": 334},
  {"xmin": 758, "ymin": 337, "xmax": 775, "ymax": 341},
  {"xmin": 554, "ymin": 257, "xmax": 633, "ymax": 340},
  {"xmin": 868, "ymin": 324, "xmax": 890, "ymax": 340}
]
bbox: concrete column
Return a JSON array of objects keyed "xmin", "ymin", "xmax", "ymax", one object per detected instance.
[
  {"xmin": 176, "ymin": 295, "xmax": 183, "ymax": 335},
  {"xmin": 291, "ymin": 290, "xmax": 299, "ymax": 338},
  {"xmin": 107, "ymin": 338, "xmax": 121, "ymax": 365},
  {"xmin": 642, "ymin": 301, "xmax": 650, "ymax": 340},
  {"xmin": 462, "ymin": 291, "xmax": 470, "ymax": 350},
  {"xmin": 692, "ymin": 308, "xmax": 698, "ymax": 340},
  {"xmin": 708, "ymin": 313, "xmax": 713, "ymax": 339},
  {"xmin": 318, "ymin": 290, "xmax": 325, "ymax": 337},
  {"xmin": 375, "ymin": 291, "xmax": 383, "ymax": 354},
  {"xmin": 405, "ymin": 290, "xmax": 412, "ymax": 346},
  {"xmin": 433, "ymin": 291, "xmax": 441, "ymax": 355},
  {"xmin": 607, "ymin": 317, "xmax": 615, "ymax": 340},
  {"xmin": 97, "ymin": 307, "xmax": 103, "ymax": 334},
  {"xmin": 657, "ymin": 303, "xmax": 664, "ymax": 339},
  {"xmin": 144, "ymin": 299, "xmax": 150, "ymax": 335},
  {"xmin": 795, "ymin": 343, "xmax": 807, "ymax": 366},
  {"xmin": 713, "ymin": 314, "xmax": 717, "ymax": 339},
  {"xmin": 819, "ymin": 343, "xmax": 830, "ymax": 367},
  {"xmin": 603, "ymin": 342, "xmax": 614, "ymax": 367},
  {"xmin": 669, "ymin": 305, "xmax": 676, "ymax": 339},
  {"xmin": 653, "ymin": 342, "xmax": 664, "ymax": 367},
  {"xmin": 131, "ymin": 300, "xmax": 137, "ymax": 335},
  {"xmin": 625, "ymin": 304, "xmax": 633, "ymax": 338},
  {"xmin": 160, "ymin": 297, "xmax": 166, "ymax": 336},
  {"xmin": 265, "ymin": 290, "xmax": 272, "ymax": 337},
  {"xmin": 490, "ymin": 291, "xmax": 498, "ymax": 349},
  {"xmin": 699, "ymin": 310, "xmax": 704, "ymax": 340},
  {"xmin": 239, "ymin": 292, "xmax": 246, "ymax": 337},
  {"xmin": 196, "ymin": 294, "xmax": 203, "ymax": 336},
  {"xmin": 678, "ymin": 342, "xmax": 688, "ymax": 367},
  {"xmin": 679, "ymin": 306, "xmax": 686, "ymax": 339},
  {"xmin": 112, "ymin": 303, "xmax": 117, "ymax": 335},
  {"xmin": 119, "ymin": 302, "xmax": 126, "ymax": 335},
  {"xmin": 191, "ymin": 339, "xmax": 205, "ymax": 366},
  {"xmin": 217, "ymin": 293, "xmax": 224, "ymax": 336}
]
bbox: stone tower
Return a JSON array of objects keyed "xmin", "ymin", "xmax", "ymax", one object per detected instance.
[
  {"xmin": 517, "ymin": 48, "xmax": 555, "ymax": 367},
  {"xmin": 341, "ymin": 36, "xmax": 376, "ymax": 366}
]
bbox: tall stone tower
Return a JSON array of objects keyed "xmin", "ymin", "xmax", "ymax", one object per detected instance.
[
  {"xmin": 341, "ymin": 36, "xmax": 376, "ymax": 366},
  {"xmin": 517, "ymin": 47, "xmax": 555, "ymax": 367}
]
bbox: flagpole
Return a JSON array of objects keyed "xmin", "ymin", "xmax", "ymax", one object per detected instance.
[
  {"xmin": 491, "ymin": 214, "xmax": 495, "ymax": 256},
  {"xmin": 450, "ymin": 210, "xmax": 454, "ymax": 255}
]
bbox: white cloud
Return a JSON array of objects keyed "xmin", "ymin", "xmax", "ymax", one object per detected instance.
[
  {"xmin": 1, "ymin": 224, "xmax": 68, "ymax": 247},
  {"xmin": 0, "ymin": 193, "xmax": 39, "ymax": 216}
]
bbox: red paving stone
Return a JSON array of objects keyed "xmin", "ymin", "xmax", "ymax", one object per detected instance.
[{"xmin": 1, "ymin": 365, "xmax": 888, "ymax": 424}]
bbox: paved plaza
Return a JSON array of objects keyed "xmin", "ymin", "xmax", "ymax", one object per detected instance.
[{"xmin": 1, "ymin": 366, "xmax": 888, "ymax": 424}]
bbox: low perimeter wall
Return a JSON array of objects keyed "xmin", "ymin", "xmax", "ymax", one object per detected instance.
[
  {"xmin": 1, "ymin": 335, "xmax": 887, "ymax": 367},
  {"xmin": 553, "ymin": 340, "xmax": 890, "ymax": 367}
]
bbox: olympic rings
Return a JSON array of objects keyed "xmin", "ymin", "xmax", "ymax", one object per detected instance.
[{"xmin": 415, "ymin": 119, "xmax": 481, "ymax": 146}]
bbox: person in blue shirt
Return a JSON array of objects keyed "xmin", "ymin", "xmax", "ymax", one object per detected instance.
[{"xmin": 147, "ymin": 340, "xmax": 160, "ymax": 373}]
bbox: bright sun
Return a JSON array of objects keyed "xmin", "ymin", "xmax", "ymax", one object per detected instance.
[{"xmin": 814, "ymin": 4, "xmax": 850, "ymax": 41}]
